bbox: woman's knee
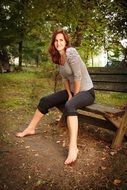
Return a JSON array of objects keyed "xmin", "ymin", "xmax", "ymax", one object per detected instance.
[
  {"xmin": 64, "ymin": 101, "xmax": 77, "ymax": 116},
  {"xmin": 37, "ymin": 96, "xmax": 49, "ymax": 114},
  {"xmin": 39, "ymin": 96, "xmax": 48, "ymax": 106},
  {"xmin": 64, "ymin": 101, "xmax": 71, "ymax": 111}
]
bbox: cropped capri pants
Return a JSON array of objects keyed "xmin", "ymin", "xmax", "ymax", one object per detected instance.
[{"xmin": 37, "ymin": 88, "xmax": 95, "ymax": 116}]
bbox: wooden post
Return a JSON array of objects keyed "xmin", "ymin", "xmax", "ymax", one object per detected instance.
[
  {"xmin": 111, "ymin": 109, "xmax": 127, "ymax": 149},
  {"xmin": 57, "ymin": 114, "xmax": 66, "ymax": 128}
]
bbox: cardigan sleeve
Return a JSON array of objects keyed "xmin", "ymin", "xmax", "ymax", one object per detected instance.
[{"xmin": 66, "ymin": 47, "xmax": 82, "ymax": 81}]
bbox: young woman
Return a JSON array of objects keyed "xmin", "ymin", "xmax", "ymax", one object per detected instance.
[{"xmin": 16, "ymin": 28, "xmax": 95, "ymax": 165}]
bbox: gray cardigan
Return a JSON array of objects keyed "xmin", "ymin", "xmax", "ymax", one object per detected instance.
[{"xmin": 59, "ymin": 47, "xmax": 93, "ymax": 93}]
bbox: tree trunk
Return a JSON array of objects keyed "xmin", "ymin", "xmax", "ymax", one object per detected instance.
[
  {"xmin": 35, "ymin": 54, "xmax": 39, "ymax": 68},
  {"xmin": 0, "ymin": 48, "xmax": 10, "ymax": 73},
  {"xmin": 18, "ymin": 41, "xmax": 23, "ymax": 70},
  {"xmin": 124, "ymin": 49, "xmax": 127, "ymax": 67},
  {"xmin": 73, "ymin": 26, "xmax": 83, "ymax": 47},
  {"xmin": 91, "ymin": 51, "xmax": 94, "ymax": 67}
]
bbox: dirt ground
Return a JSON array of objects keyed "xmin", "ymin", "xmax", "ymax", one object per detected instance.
[{"xmin": 0, "ymin": 107, "xmax": 127, "ymax": 190}]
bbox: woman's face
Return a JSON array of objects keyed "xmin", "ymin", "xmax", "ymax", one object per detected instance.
[{"xmin": 54, "ymin": 33, "xmax": 66, "ymax": 53}]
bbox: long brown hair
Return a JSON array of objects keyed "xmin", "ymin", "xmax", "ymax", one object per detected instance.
[{"xmin": 48, "ymin": 28, "xmax": 70, "ymax": 64}]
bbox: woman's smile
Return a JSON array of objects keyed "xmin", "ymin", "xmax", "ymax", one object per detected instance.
[{"xmin": 54, "ymin": 33, "xmax": 66, "ymax": 53}]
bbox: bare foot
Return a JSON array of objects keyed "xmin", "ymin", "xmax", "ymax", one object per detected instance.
[
  {"xmin": 64, "ymin": 146, "xmax": 79, "ymax": 165},
  {"xmin": 16, "ymin": 128, "xmax": 35, "ymax": 138}
]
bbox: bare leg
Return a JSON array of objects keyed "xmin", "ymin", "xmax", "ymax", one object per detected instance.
[
  {"xmin": 16, "ymin": 109, "xmax": 44, "ymax": 137},
  {"xmin": 64, "ymin": 116, "xmax": 79, "ymax": 165}
]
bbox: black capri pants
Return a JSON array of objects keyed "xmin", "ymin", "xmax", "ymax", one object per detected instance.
[{"xmin": 37, "ymin": 88, "xmax": 95, "ymax": 116}]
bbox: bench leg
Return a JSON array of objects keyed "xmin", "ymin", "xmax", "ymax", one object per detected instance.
[
  {"xmin": 57, "ymin": 114, "xmax": 67, "ymax": 128},
  {"xmin": 111, "ymin": 110, "xmax": 127, "ymax": 149},
  {"xmin": 105, "ymin": 113, "xmax": 122, "ymax": 128},
  {"xmin": 105, "ymin": 113, "xmax": 127, "ymax": 137}
]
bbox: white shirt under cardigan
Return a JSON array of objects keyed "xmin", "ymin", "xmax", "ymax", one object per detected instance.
[{"xmin": 59, "ymin": 47, "xmax": 94, "ymax": 93}]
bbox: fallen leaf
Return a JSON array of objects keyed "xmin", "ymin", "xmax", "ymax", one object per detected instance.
[
  {"xmin": 25, "ymin": 146, "xmax": 30, "ymax": 149},
  {"xmin": 56, "ymin": 140, "xmax": 60, "ymax": 144},
  {"xmin": 62, "ymin": 140, "xmax": 66, "ymax": 147},
  {"xmin": 101, "ymin": 157, "xmax": 106, "ymax": 160},
  {"xmin": 113, "ymin": 179, "xmax": 121, "ymax": 186},
  {"xmin": 101, "ymin": 166, "xmax": 106, "ymax": 170},
  {"xmin": 110, "ymin": 151, "xmax": 115, "ymax": 156},
  {"xmin": 55, "ymin": 118, "xmax": 60, "ymax": 121}
]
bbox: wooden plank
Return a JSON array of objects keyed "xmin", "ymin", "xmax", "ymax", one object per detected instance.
[
  {"xmin": 111, "ymin": 109, "xmax": 127, "ymax": 148},
  {"xmin": 57, "ymin": 114, "xmax": 67, "ymax": 128},
  {"xmin": 80, "ymin": 103, "xmax": 124, "ymax": 116},
  {"xmin": 87, "ymin": 67, "xmax": 127, "ymax": 92},
  {"xmin": 91, "ymin": 75, "xmax": 127, "ymax": 83},
  {"xmin": 88, "ymin": 67, "xmax": 127, "ymax": 74},
  {"xmin": 104, "ymin": 113, "xmax": 127, "ymax": 137},
  {"xmin": 78, "ymin": 114, "xmax": 117, "ymax": 134},
  {"xmin": 105, "ymin": 113, "xmax": 122, "ymax": 128},
  {"xmin": 93, "ymin": 82, "xmax": 127, "ymax": 92}
]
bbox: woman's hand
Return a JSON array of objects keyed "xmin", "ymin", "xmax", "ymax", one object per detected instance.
[
  {"xmin": 68, "ymin": 93, "xmax": 72, "ymax": 101},
  {"xmin": 64, "ymin": 80, "xmax": 72, "ymax": 101}
]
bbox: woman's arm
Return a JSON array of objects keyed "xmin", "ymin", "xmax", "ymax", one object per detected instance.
[
  {"xmin": 73, "ymin": 80, "xmax": 81, "ymax": 95},
  {"xmin": 64, "ymin": 79, "xmax": 72, "ymax": 100},
  {"xmin": 67, "ymin": 48, "xmax": 82, "ymax": 95}
]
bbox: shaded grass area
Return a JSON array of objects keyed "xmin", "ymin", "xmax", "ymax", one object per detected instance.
[
  {"xmin": 0, "ymin": 71, "xmax": 54, "ymax": 110},
  {"xmin": 0, "ymin": 71, "xmax": 55, "ymax": 142},
  {"xmin": 96, "ymin": 91, "xmax": 127, "ymax": 108}
]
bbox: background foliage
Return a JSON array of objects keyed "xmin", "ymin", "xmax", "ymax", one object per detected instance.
[{"xmin": 0, "ymin": 0, "xmax": 127, "ymax": 70}]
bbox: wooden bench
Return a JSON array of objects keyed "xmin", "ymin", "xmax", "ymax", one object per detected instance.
[{"xmin": 57, "ymin": 67, "xmax": 127, "ymax": 149}]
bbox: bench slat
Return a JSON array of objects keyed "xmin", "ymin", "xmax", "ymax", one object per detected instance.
[
  {"xmin": 87, "ymin": 67, "xmax": 127, "ymax": 92},
  {"xmin": 88, "ymin": 67, "xmax": 127, "ymax": 74},
  {"xmin": 93, "ymin": 82, "xmax": 127, "ymax": 92},
  {"xmin": 91, "ymin": 75, "xmax": 127, "ymax": 83},
  {"xmin": 80, "ymin": 103, "xmax": 124, "ymax": 116}
]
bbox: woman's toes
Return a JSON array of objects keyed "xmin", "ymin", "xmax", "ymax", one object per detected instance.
[
  {"xmin": 64, "ymin": 148, "xmax": 78, "ymax": 165},
  {"xmin": 15, "ymin": 129, "xmax": 35, "ymax": 138}
]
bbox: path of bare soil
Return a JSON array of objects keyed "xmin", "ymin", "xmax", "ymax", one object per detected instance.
[{"xmin": 0, "ymin": 108, "xmax": 127, "ymax": 190}]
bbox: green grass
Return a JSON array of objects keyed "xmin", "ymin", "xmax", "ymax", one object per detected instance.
[
  {"xmin": 0, "ymin": 71, "xmax": 127, "ymax": 110},
  {"xmin": 95, "ymin": 91, "xmax": 127, "ymax": 107},
  {"xmin": 0, "ymin": 71, "xmax": 54, "ymax": 110},
  {"xmin": 0, "ymin": 71, "xmax": 55, "ymax": 142}
]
